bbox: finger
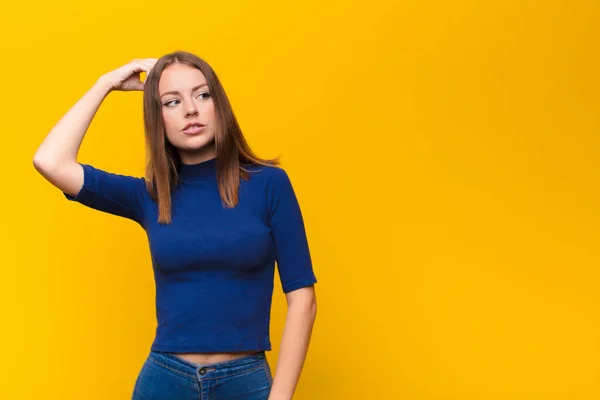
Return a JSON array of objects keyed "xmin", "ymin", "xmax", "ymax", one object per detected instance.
[
  {"xmin": 131, "ymin": 62, "xmax": 146, "ymax": 73},
  {"xmin": 144, "ymin": 69, "xmax": 155, "ymax": 80},
  {"xmin": 135, "ymin": 81, "xmax": 145, "ymax": 91},
  {"xmin": 142, "ymin": 58, "xmax": 156, "ymax": 66},
  {"xmin": 141, "ymin": 67, "xmax": 153, "ymax": 81},
  {"xmin": 141, "ymin": 61, "xmax": 154, "ymax": 73},
  {"xmin": 143, "ymin": 64, "xmax": 154, "ymax": 74}
]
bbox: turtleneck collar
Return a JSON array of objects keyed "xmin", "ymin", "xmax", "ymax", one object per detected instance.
[{"xmin": 177, "ymin": 156, "xmax": 217, "ymax": 182}]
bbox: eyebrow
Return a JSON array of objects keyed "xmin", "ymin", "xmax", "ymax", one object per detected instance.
[{"xmin": 160, "ymin": 83, "xmax": 208, "ymax": 98}]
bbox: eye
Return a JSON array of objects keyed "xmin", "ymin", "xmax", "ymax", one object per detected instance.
[
  {"xmin": 163, "ymin": 92, "xmax": 210, "ymax": 107},
  {"xmin": 163, "ymin": 99, "xmax": 179, "ymax": 107}
]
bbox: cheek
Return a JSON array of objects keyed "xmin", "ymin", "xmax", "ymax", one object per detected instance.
[
  {"xmin": 161, "ymin": 110, "xmax": 178, "ymax": 133},
  {"xmin": 160, "ymin": 115, "xmax": 176, "ymax": 144},
  {"xmin": 204, "ymin": 101, "xmax": 216, "ymax": 120}
]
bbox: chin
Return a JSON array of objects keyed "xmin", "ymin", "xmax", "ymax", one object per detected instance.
[{"xmin": 179, "ymin": 143, "xmax": 212, "ymax": 152}]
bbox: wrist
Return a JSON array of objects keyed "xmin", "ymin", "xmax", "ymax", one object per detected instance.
[
  {"xmin": 267, "ymin": 392, "xmax": 292, "ymax": 400},
  {"xmin": 95, "ymin": 75, "xmax": 115, "ymax": 94}
]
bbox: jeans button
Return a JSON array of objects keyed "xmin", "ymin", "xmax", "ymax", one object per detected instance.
[{"xmin": 199, "ymin": 367, "xmax": 207, "ymax": 375}]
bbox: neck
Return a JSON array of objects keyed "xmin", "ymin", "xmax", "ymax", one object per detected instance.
[
  {"xmin": 177, "ymin": 156, "xmax": 217, "ymax": 182},
  {"xmin": 178, "ymin": 143, "xmax": 217, "ymax": 165}
]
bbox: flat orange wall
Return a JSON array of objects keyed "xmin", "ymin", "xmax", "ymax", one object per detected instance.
[{"xmin": 3, "ymin": 0, "xmax": 599, "ymax": 398}]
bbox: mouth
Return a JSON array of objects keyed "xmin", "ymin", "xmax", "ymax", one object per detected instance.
[{"xmin": 182, "ymin": 123, "xmax": 206, "ymax": 135}]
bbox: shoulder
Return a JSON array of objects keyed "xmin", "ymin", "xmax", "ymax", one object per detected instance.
[{"xmin": 243, "ymin": 163, "xmax": 291, "ymax": 187}]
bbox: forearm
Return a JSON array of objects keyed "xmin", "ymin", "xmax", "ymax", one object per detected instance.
[
  {"xmin": 33, "ymin": 77, "xmax": 113, "ymax": 167},
  {"xmin": 269, "ymin": 296, "xmax": 317, "ymax": 400}
]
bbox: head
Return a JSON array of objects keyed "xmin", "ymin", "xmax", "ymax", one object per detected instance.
[
  {"xmin": 158, "ymin": 62, "xmax": 217, "ymax": 163},
  {"xmin": 142, "ymin": 51, "xmax": 279, "ymax": 224}
]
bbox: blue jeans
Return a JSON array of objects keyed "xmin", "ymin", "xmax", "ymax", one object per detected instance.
[{"xmin": 132, "ymin": 350, "xmax": 273, "ymax": 400}]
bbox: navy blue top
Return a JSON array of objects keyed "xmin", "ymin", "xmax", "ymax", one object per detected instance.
[{"xmin": 63, "ymin": 157, "xmax": 317, "ymax": 353}]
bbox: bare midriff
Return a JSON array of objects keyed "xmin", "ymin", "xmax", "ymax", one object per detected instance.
[{"xmin": 173, "ymin": 351, "xmax": 261, "ymax": 365}]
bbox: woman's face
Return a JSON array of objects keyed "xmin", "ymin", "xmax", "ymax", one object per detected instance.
[{"xmin": 158, "ymin": 63, "xmax": 217, "ymax": 163}]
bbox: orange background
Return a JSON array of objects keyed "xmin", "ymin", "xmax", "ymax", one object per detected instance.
[{"xmin": 2, "ymin": 0, "xmax": 599, "ymax": 398}]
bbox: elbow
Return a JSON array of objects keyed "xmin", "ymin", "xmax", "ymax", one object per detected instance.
[
  {"xmin": 33, "ymin": 157, "xmax": 58, "ymax": 178},
  {"xmin": 33, "ymin": 151, "xmax": 67, "ymax": 174},
  {"xmin": 33, "ymin": 154, "xmax": 49, "ymax": 173},
  {"xmin": 33, "ymin": 150, "xmax": 54, "ymax": 172}
]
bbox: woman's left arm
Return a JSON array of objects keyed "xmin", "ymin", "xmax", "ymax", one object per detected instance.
[{"xmin": 268, "ymin": 285, "xmax": 317, "ymax": 400}]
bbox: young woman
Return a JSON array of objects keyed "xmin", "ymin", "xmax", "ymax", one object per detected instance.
[{"xmin": 33, "ymin": 51, "xmax": 318, "ymax": 400}]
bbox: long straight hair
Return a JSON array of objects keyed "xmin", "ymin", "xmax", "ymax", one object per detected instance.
[{"xmin": 142, "ymin": 51, "xmax": 279, "ymax": 224}]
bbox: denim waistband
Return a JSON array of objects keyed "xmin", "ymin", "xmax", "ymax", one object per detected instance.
[{"xmin": 148, "ymin": 350, "xmax": 267, "ymax": 380}]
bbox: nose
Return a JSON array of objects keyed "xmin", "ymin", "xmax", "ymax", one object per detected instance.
[{"xmin": 184, "ymin": 98, "xmax": 198, "ymax": 117}]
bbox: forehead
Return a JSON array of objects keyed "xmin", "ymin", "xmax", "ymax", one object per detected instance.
[{"xmin": 158, "ymin": 64, "xmax": 207, "ymax": 92}]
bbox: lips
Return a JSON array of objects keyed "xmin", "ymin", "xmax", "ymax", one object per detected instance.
[{"xmin": 182, "ymin": 123, "xmax": 206, "ymax": 135}]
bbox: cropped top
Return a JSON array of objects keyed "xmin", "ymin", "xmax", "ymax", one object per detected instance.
[{"xmin": 63, "ymin": 156, "xmax": 317, "ymax": 353}]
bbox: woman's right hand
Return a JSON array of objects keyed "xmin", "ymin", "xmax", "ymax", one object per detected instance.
[{"xmin": 100, "ymin": 58, "xmax": 158, "ymax": 92}]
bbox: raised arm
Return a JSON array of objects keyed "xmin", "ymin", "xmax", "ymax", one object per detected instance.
[{"xmin": 32, "ymin": 59, "xmax": 156, "ymax": 198}]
